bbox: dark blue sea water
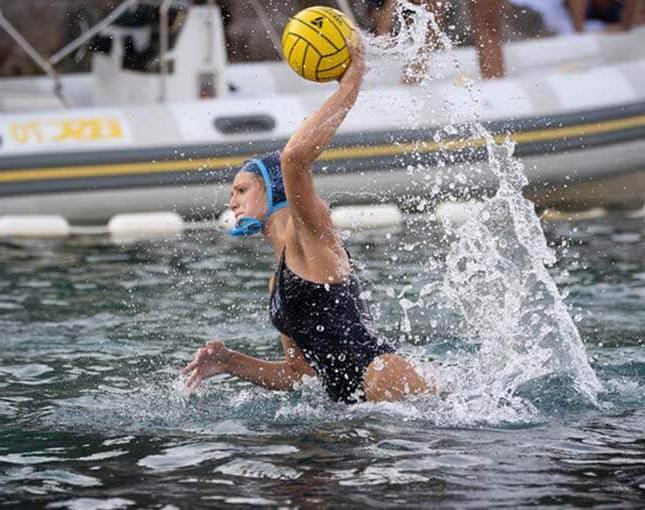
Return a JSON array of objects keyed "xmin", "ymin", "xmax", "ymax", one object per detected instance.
[{"xmin": 0, "ymin": 211, "xmax": 644, "ymax": 508}]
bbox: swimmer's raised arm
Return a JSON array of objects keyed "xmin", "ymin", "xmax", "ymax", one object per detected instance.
[
  {"xmin": 182, "ymin": 337, "xmax": 314, "ymax": 392},
  {"xmin": 280, "ymin": 36, "xmax": 365, "ymax": 234},
  {"xmin": 282, "ymin": 36, "xmax": 364, "ymax": 169}
]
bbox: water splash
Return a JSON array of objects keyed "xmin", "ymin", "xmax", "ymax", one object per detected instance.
[
  {"xmin": 440, "ymin": 129, "xmax": 602, "ymax": 408},
  {"xmin": 364, "ymin": 1, "xmax": 467, "ymax": 89},
  {"xmin": 366, "ymin": 1, "xmax": 440, "ymax": 58},
  {"xmin": 363, "ymin": 1, "xmax": 602, "ymax": 415}
]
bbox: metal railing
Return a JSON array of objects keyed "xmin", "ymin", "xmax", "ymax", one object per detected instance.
[
  {"xmin": 0, "ymin": 8, "xmax": 67, "ymax": 107},
  {"xmin": 0, "ymin": 0, "xmax": 190, "ymax": 107},
  {"xmin": 0, "ymin": 0, "xmax": 357, "ymax": 108},
  {"xmin": 0, "ymin": 0, "xmax": 140, "ymax": 108},
  {"xmin": 50, "ymin": 0, "xmax": 138, "ymax": 66}
]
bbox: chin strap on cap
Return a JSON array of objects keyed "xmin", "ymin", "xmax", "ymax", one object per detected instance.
[{"xmin": 228, "ymin": 217, "xmax": 264, "ymax": 236}]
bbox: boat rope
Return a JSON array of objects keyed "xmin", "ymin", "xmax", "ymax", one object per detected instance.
[{"xmin": 246, "ymin": 0, "xmax": 282, "ymax": 57}]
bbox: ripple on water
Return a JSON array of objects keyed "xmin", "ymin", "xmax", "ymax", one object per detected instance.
[
  {"xmin": 215, "ymin": 458, "xmax": 303, "ymax": 480},
  {"xmin": 0, "ymin": 400, "xmax": 17, "ymax": 418},
  {"xmin": 137, "ymin": 442, "xmax": 235, "ymax": 471},
  {"xmin": 77, "ymin": 450, "xmax": 129, "ymax": 462},
  {"xmin": 218, "ymin": 497, "xmax": 278, "ymax": 506},
  {"xmin": 46, "ymin": 498, "xmax": 134, "ymax": 510},
  {"xmin": 0, "ymin": 363, "xmax": 53, "ymax": 379},
  {"xmin": 0, "ymin": 302, "xmax": 23, "ymax": 311},
  {"xmin": 333, "ymin": 465, "xmax": 429, "ymax": 486},
  {"xmin": 365, "ymin": 438, "xmax": 437, "ymax": 458},
  {"xmin": 0, "ymin": 466, "xmax": 101, "ymax": 498},
  {"xmin": 244, "ymin": 444, "xmax": 299, "ymax": 455},
  {"xmin": 0, "ymin": 453, "xmax": 63, "ymax": 465}
]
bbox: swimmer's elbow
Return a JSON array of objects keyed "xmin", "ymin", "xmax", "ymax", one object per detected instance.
[
  {"xmin": 281, "ymin": 147, "xmax": 304, "ymax": 170},
  {"xmin": 277, "ymin": 364, "xmax": 304, "ymax": 391},
  {"xmin": 285, "ymin": 358, "xmax": 315, "ymax": 382},
  {"xmin": 281, "ymin": 143, "xmax": 315, "ymax": 173}
]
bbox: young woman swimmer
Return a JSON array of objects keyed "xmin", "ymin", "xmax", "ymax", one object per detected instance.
[{"xmin": 182, "ymin": 36, "xmax": 434, "ymax": 403}]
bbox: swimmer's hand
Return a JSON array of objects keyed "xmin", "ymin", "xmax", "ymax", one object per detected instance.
[
  {"xmin": 339, "ymin": 33, "xmax": 365, "ymax": 89},
  {"xmin": 181, "ymin": 339, "xmax": 230, "ymax": 391}
]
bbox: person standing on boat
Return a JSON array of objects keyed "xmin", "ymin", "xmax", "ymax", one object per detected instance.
[{"xmin": 182, "ymin": 36, "xmax": 432, "ymax": 404}]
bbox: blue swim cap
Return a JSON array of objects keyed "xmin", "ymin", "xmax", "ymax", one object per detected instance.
[{"xmin": 229, "ymin": 152, "xmax": 288, "ymax": 237}]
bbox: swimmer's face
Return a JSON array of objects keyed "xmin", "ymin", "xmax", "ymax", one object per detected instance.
[{"xmin": 229, "ymin": 172, "xmax": 266, "ymax": 221}]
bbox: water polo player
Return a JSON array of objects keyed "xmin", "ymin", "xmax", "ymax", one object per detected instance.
[{"xmin": 182, "ymin": 37, "xmax": 433, "ymax": 403}]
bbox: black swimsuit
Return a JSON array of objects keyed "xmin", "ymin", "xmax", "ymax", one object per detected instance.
[{"xmin": 270, "ymin": 250, "xmax": 396, "ymax": 403}]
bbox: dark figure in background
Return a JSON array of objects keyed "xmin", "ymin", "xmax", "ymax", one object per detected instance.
[
  {"xmin": 373, "ymin": 0, "xmax": 504, "ymax": 81},
  {"xmin": 469, "ymin": 0, "xmax": 505, "ymax": 79},
  {"xmin": 567, "ymin": 0, "xmax": 645, "ymax": 31}
]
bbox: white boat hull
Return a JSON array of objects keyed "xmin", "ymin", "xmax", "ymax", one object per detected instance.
[{"xmin": 2, "ymin": 25, "xmax": 645, "ymax": 224}]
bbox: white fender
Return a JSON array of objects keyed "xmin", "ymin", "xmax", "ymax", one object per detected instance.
[
  {"xmin": 0, "ymin": 215, "xmax": 70, "ymax": 238},
  {"xmin": 331, "ymin": 204, "xmax": 403, "ymax": 230},
  {"xmin": 108, "ymin": 212, "xmax": 185, "ymax": 242}
]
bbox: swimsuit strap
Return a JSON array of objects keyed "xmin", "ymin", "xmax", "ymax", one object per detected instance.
[
  {"xmin": 250, "ymin": 158, "xmax": 287, "ymax": 219},
  {"xmin": 276, "ymin": 246, "xmax": 288, "ymax": 288}
]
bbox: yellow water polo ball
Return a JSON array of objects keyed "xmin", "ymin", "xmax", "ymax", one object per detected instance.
[{"xmin": 282, "ymin": 6, "xmax": 356, "ymax": 82}]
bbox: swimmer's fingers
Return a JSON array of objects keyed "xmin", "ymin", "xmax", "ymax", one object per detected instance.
[
  {"xmin": 181, "ymin": 344, "xmax": 212, "ymax": 375},
  {"xmin": 185, "ymin": 369, "xmax": 203, "ymax": 391},
  {"xmin": 181, "ymin": 348, "xmax": 204, "ymax": 374},
  {"xmin": 340, "ymin": 34, "xmax": 365, "ymax": 85},
  {"xmin": 181, "ymin": 340, "xmax": 228, "ymax": 389},
  {"xmin": 181, "ymin": 359, "xmax": 198, "ymax": 375}
]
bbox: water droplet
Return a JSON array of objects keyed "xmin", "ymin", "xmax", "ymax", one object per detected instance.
[{"xmin": 359, "ymin": 290, "xmax": 372, "ymax": 300}]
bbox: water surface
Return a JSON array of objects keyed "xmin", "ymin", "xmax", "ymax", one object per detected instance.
[{"xmin": 1, "ymin": 212, "xmax": 644, "ymax": 508}]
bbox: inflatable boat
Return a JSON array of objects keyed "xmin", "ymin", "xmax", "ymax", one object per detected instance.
[{"xmin": 1, "ymin": 2, "xmax": 644, "ymax": 226}]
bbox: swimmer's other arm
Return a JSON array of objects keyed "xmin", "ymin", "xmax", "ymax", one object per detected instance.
[{"xmin": 182, "ymin": 336, "xmax": 315, "ymax": 392}]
